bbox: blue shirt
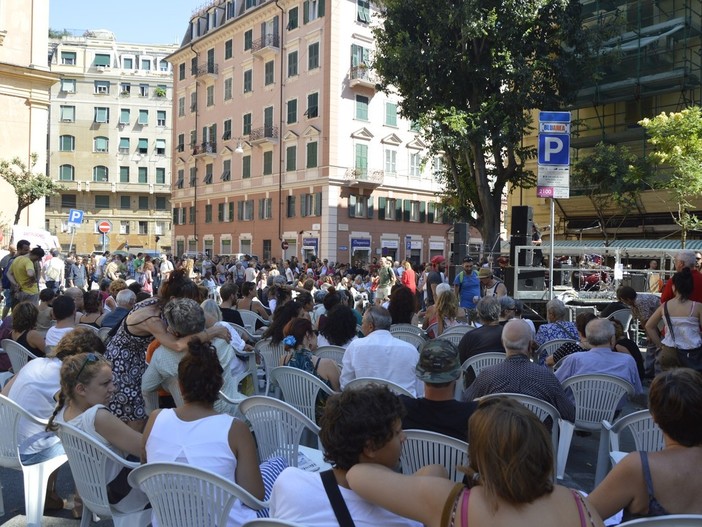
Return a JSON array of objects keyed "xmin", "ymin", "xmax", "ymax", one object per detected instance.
[
  {"xmin": 453, "ymin": 270, "xmax": 480, "ymax": 308},
  {"xmin": 554, "ymin": 347, "xmax": 643, "ymax": 395}
]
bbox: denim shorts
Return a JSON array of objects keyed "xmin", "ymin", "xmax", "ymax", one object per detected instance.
[{"xmin": 20, "ymin": 442, "xmax": 65, "ymax": 466}]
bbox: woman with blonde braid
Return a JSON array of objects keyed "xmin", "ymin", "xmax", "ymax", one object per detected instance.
[{"xmin": 426, "ymin": 289, "xmax": 462, "ymax": 339}]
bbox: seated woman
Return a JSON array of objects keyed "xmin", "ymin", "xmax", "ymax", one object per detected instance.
[
  {"xmin": 36, "ymin": 288, "xmax": 56, "ymax": 333},
  {"xmin": 346, "ymin": 397, "xmax": 604, "ymax": 527},
  {"xmin": 279, "ymin": 317, "xmax": 341, "ymax": 391},
  {"xmin": 589, "ymin": 368, "xmax": 702, "ymax": 521},
  {"xmin": 78, "ymin": 290, "xmax": 105, "ymax": 328},
  {"xmin": 317, "ymin": 305, "xmax": 358, "ymax": 349},
  {"xmin": 261, "ymin": 300, "xmax": 305, "ymax": 346},
  {"xmin": 236, "ymin": 281, "xmax": 270, "ymax": 329},
  {"xmin": 47, "ymin": 352, "xmax": 149, "ymax": 513},
  {"xmin": 425, "ymin": 289, "xmax": 461, "ymax": 339},
  {"xmin": 388, "ymin": 285, "xmax": 420, "ymax": 326},
  {"xmin": 142, "ymin": 339, "xmax": 286, "ymax": 526},
  {"xmin": 535, "ymin": 299, "xmax": 578, "ymax": 347},
  {"xmin": 421, "ymin": 283, "xmax": 451, "ymax": 333},
  {"xmin": 270, "ymin": 385, "xmax": 422, "ymax": 526},
  {"xmin": 10, "ymin": 301, "xmax": 46, "ymax": 357},
  {"xmin": 546, "ymin": 312, "xmax": 597, "ymax": 367}
]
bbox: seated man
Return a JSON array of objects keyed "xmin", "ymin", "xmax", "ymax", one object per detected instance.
[
  {"xmin": 141, "ymin": 297, "xmax": 239, "ymax": 413},
  {"xmin": 340, "ymin": 306, "xmax": 420, "ymax": 396},
  {"xmin": 463, "ymin": 319, "xmax": 575, "ymax": 423},
  {"xmin": 45, "ymin": 295, "xmax": 76, "ymax": 347},
  {"xmin": 218, "ymin": 282, "xmax": 246, "ymax": 328},
  {"xmin": 100, "ymin": 289, "xmax": 136, "ymax": 328},
  {"xmin": 399, "ymin": 339, "xmax": 476, "ymax": 441},
  {"xmin": 270, "ymin": 385, "xmax": 422, "ymax": 526},
  {"xmin": 555, "ymin": 318, "xmax": 643, "ymax": 395}
]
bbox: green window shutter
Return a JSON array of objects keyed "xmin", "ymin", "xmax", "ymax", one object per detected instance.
[
  {"xmin": 315, "ymin": 192, "xmax": 322, "ymax": 216},
  {"xmin": 286, "ymin": 145, "xmax": 297, "ymax": 171},
  {"xmin": 229, "ymin": 202, "xmax": 234, "ymax": 221},
  {"xmin": 367, "ymin": 196, "xmax": 373, "ymax": 219},
  {"xmin": 419, "ymin": 201, "xmax": 426, "ymax": 223},
  {"xmin": 238, "ymin": 201, "xmax": 244, "ymax": 220},
  {"xmin": 403, "ymin": 199, "xmax": 410, "ymax": 222},
  {"xmin": 303, "ymin": 0, "xmax": 309, "ymax": 23},
  {"xmin": 428, "ymin": 202, "xmax": 435, "ymax": 224},
  {"xmin": 318, "ymin": 0, "xmax": 325, "ymax": 16},
  {"xmin": 395, "ymin": 199, "xmax": 403, "ymax": 221},
  {"xmin": 306, "ymin": 141, "xmax": 318, "ymax": 168},
  {"xmin": 348, "ymin": 195, "xmax": 356, "ymax": 218},
  {"xmin": 378, "ymin": 197, "xmax": 386, "ymax": 220}
]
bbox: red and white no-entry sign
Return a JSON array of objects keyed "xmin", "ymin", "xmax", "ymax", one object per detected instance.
[{"xmin": 97, "ymin": 220, "xmax": 112, "ymax": 234}]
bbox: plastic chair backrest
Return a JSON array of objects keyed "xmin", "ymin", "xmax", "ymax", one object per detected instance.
[
  {"xmin": 391, "ymin": 331, "xmax": 426, "ymax": 351},
  {"xmin": 238, "ymin": 310, "xmax": 268, "ymax": 333},
  {"xmin": 461, "ymin": 352, "xmax": 506, "ymax": 378},
  {"xmin": 604, "ymin": 409, "xmax": 664, "ymax": 455},
  {"xmin": 313, "ymin": 346, "xmax": 345, "ymax": 366},
  {"xmin": 255, "ymin": 338, "xmax": 287, "ymax": 396},
  {"xmin": 239, "ymin": 395, "xmax": 319, "ymax": 467},
  {"xmin": 400, "ymin": 429, "xmax": 468, "ymax": 483},
  {"xmin": 618, "ymin": 515, "xmax": 702, "ymax": 526},
  {"xmin": 389, "ymin": 323, "xmax": 427, "ymax": 339},
  {"xmin": 270, "ymin": 366, "xmax": 335, "ymax": 423},
  {"xmin": 440, "ymin": 325, "xmax": 473, "ymax": 338},
  {"xmin": 1, "ymin": 339, "xmax": 37, "ymax": 374},
  {"xmin": 97, "ymin": 326, "xmax": 113, "ymax": 343},
  {"xmin": 77, "ymin": 323, "xmax": 100, "ymax": 334},
  {"xmin": 606, "ymin": 309, "xmax": 634, "ymax": 332},
  {"xmin": 534, "ymin": 339, "xmax": 578, "ymax": 358},
  {"xmin": 242, "ymin": 519, "xmax": 309, "ymax": 527},
  {"xmin": 128, "ymin": 461, "xmax": 268, "ymax": 527},
  {"xmin": 561, "ymin": 374, "xmax": 635, "ymax": 430},
  {"xmin": 345, "ymin": 377, "xmax": 415, "ymax": 398}
]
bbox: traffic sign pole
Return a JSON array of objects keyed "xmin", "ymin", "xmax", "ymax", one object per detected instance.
[{"xmin": 68, "ymin": 224, "xmax": 76, "ymax": 254}]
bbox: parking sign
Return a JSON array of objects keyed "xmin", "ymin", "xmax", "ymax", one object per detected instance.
[
  {"xmin": 537, "ymin": 111, "xmax": 571, "ymax": 199},
  {"xmin": 68, "ymin": 209, "xmax": 84, "ymax": 226}
]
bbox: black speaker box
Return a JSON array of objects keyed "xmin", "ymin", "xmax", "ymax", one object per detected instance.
[
  {"xmin": 454, "ymin": 223, "xmax": 469, "ymax": 265},
  {"xmin": 518, "ymin": 270, "xmax": 545, "ymax": 291},
  {"xmin": 511, "ymin": 206, "xmax": 533, "ymax": 236},
  {"xmin": 510, "ymin": 235, "xmax": 530, "ymax": 267}
]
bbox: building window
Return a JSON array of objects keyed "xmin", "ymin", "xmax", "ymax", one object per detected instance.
[
  {"xmin": 409, "ymin": 152, "xmax": 421, "ymax": 177},
  {"xmin": 138, "ymin": 167, "xmax": 148, "ymax": 183},
  {"xmin": 157, "ymin": 110, "xmax": 166, "ymax": 126},
  {"xmin": 223, "ymin": 119, "xmax": 232, "ymax": 140},
  {"xmin": 205, "ymin": 204, "xmax": 213, "ymax": 223},
  {"xmin": 94, "ymin": 80, "xmax": 110, "ymax": 94},
  {"xmin": 93, "ymin": 166, "xmax": 108, "ymax": 182},
  {"xmin": 306, "ymin": 92, "xmax": 318, "ymax": 118},
  {"xmin": 94, "ymin": 136, "xmax": 109, "ymax": 153},
  {"xmin": 123, "ymin": 57, "xmax": 134, "ymax": 69},
  {"xmin": 61, "ymin": 79, "xmax": 76, "ymax": 93},
  {"xmin": 141, "ymin": 58, "xmax": 151, "ymax": 70},
  {"xmin": 119, "ymin": 220, "xmax": 130, "ymax": 234},
  {"xmin": 308, "ymin": 42, "xmax": 319, "ymax": 70},
  {"xmin": 95, "ymin": 195, "xmax": 110, "ymax": 209},
  {"xmin": 238, "ymin": 200, "xmax": 254, "ymax": 221},
  {"xmin": 59, "ymin": 165, "xmax": 75, "ymax": 181},
  {"xmin": 303, "ymin": 0, "xmax": 325, "ymax": 23},
  {"xmin": 94, "ymin": 107, "xmax": 109, "ymax": 123},
  {"xmin": 138, "ymin": 109, "xmax": 149, "ymax": 125},
  {"xmin": 264, "ymin": 60, "xmax": 275, "ymax": 85},
  {"xmin": 259, "ymin": 198, "xmax": 273, "ymax": 219},
  {"xmin": 263, "ymin": 151, "xmax": 273, "ymax": 175},
  {"xmin": 384, "ymin": 148, "xmax": 397, "ymax": 175},
  {"xmin": 287, "ymin": 99, "xmax": 297, "ymax": 124},
  {"xmin": 176, "ymin": 169, "xmax": 184, "ymax": 188},
  {"xmin": 243, "ymin": 113, "xmax": 252, "ymax": 135},
  {"xmin": 225, "ymin": 39, "xmax": 233, "ymax": 59},
  {"xmin": 286, "ymin": 145, "xmax": 297, "ymax": 171},
  {"xmin": 189, "ymin": 206, "xmax": 196, "ymax": 223},
  {"xmin": 355, "ymin": 95, "xmax": 369, "ymax": 120},
  {"xmin": 385, "ymin": 101, "xmax": 398, "ymax": 127},
  {"xmin": 139, "ymin": 84, "xmax": 149, "ymax": 97},
  {"xmin": 228, "ymin": 202, "xmax": 234, "ymax": 222},
  {"xmin": 59, "ymin": 135, "xmax": 75, "ymax": 152},
  {"xmin": 159, "ymin": 59, "xmax": 168, "ymax": 71},
  {"xmin": 137, "ymin": 138, "xmax": 148, "ymax": 154},
  {"xmin": 286, "ymin": 195, "xmax": 296, "ymax": 217},
  {"xmin": 218, "ymin": 203, "xmax": 225, "ymax": 222},
  {"xmin": 156, "ymin": 167, "xmax": 166, "ymax": 184},
  {"xmin": 135, "ymin": 220, "xmax": 146, "ymax": 234},
  {"xmin": 119, "ymin": 137, "xmax": 130, "ymax": 154},
  {"xmin": 355, "ymin": 143, "xmax": 368, "ymax": 177},
  {"xmin": 204, "ymin": 163, "xmax": 213, "ymax": 184},
  {"xmin": 155, "ymin": 139, "xmax": 166, "ymax": 155},
  {"xmin": 179, "ymin": 63, "xmax": 186, "ymax": 80},
  {"xmin": 357, "ymin": 0, "xmax": 371, "ymax": 23},
  {"xmin": 348, "ymin": 194, "xmax": 369, "ymax": 218},
  {"xmin": 433, "ymin": 156, "xmax": 444, "ymax": 177},
  {"xmin": 61, "ymin": 51, "xmax": 76, "ymax": 65},
  {"xmin": 154, "ymin": 196, "xmax": 166, "ymax": 210},
  {"xmin": 120, "ymin": 166, "xmax": 130, "ymax": 183},
  {"xmin": 60, "ymin": 105, "xmax": 75, "ymax": 122},
  {"xmin": 407, "ymin": 200, "xmax": 422, "ymax": 222},
  {"xmin": 120, "ymin": 196, "xmax": 131, "ymax": 210},
  {"xmin": 381, "ymin": 197, "xmax": 397, "ymax": 221},
  {"xmin": 138, "ymin": 197, "xmax": 149, "ymax": 210},
  {"xmin": 119, "ymin": 108, "xmax": 130, "ymax": 125},
  {"xmin": 222, "ymin": 159, "xmax": 231, "ymax": 181},
  {"xmin": 242, "ymin": 155, "xmax": 251, "ymax": 179},
  {"xmin": 61, "ymin": 194, "xmax": 77, "ymax": 208},
  {"xmin": 288, "ymin": 6, "xmax": 299, "ymax": 30},
  {"xmin": 190, "ymin": 92, "xmax": 197, "ymax": 112},
  {"xmin": 287, "ymin": 51, "xmax": 298, "ymax": 77},
  {"xmin": 120, "ymin": 82, "xmax": 131, "ymax": 94},
  {"xmin": 177, "ymin": 133, "xmax": 185, "ymax": 152},
  {"xmin": 189, "ymin": 167, "xmax": 197, "ymax": 186},
  {"xmin": 244, "ymin": 29, "xmax": 253, "ymax": 50},
  {"xmin": 306, "ymin": 141, "xmax": 318, "ymax": 168},
  {"xmin": 243, "ymin": 69, "xmax": 252, "ymax": 93},
  {"xmin": 224, "ymin": 78, "xmax": 233, "ymax": 100},
  {"xmin": 94, "ymin": 53, "xmax": 111, "ymax": 67},
  {"xmin": 178, "ymin": 97, "xmax": 185, "ymax": 117},
  {"xmin": 301, "ymin": 192, "xmax": 322, "ymax": 217},
  {"xmin": 206, "ymin": 85, "xmax": 214, "ymax": 106}
]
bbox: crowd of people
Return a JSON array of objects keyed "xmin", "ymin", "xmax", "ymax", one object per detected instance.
[{"xmin": 0, "ymin": 242, "xmax": 701, "ymax": 525}]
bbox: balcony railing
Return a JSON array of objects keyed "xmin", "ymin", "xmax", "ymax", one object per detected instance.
[
  {"xmin": 349, "ymin": 65, "xmax": 377, "ymax": 89},
  {"xmin": 193, "ymin": 141, "xmax": 217, "ymax": 157},
  {"xmin": 193, "ymin": 62, "xmax": 218, "ymax": 77},
  {"xmin": 343, "ymin": 167, "xmax": 384, "ymax": 186},
  {"xmin": 252, "ymin": 33, "xmax": 280, "ymax": 55},
  {"xmin": 249, "ymin": 126, "xmax": 279, "ymax": 144}
]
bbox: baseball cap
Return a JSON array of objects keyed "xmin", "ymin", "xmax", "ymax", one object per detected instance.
[
  {"xmin": 431, "ymin": 255, "xmax": 446, "ymax": 265},
  {"xmin": 416, "ymin": 340, "xmax": 461, "ymax": 384}
]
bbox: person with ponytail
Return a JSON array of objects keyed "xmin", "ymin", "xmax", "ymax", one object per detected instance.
[
  {"xmin": 142, "ymin": 338, "xmax": 286, "ymax": 525},
  {"xmin": 47, "ymin": 352, "xmax": 148, "ymax": 515}
]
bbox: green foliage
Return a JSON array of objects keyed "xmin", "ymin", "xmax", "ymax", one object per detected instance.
[
  {"xmin": 48, "ymin": 28, "xmax": 71, "ymax": 39},
  {"xmin": 372, "ymin": 0, "xmax": 595, "ymax": 250},
  {"xmin": 640, "ymin": 107, "xmax": 702, "ymax": 246},
  {"xmin": 154, "ymin": 87, "xmax": 167, "ymax": 98},
  {"xmin": 0, "ymin": 154, "xmax": 65, "ymax": 225}
]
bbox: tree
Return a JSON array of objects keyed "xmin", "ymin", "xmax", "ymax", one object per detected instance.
[
  {"xmin": 372, "ymin": 0, "xmax": 596, "ymax": 251},
  {"xmin": 0, "ymin": 154, "xmax": 65, "ymax": 225},
  {"xmin": 570, "ymin": 142, "xmax": 650, "ymax": 244},
  {"xmin": 640, "ymin": 107, "xmax": 702, "ymax": 247}
]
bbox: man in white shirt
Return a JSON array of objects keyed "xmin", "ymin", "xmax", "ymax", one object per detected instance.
[
  {"xmin": 340, "ymin": 306, "xmax": 421, "ymax": 396},
  {"xmin": 43, "ymin": 250, "xmax": 64, "ymax": 294},
  {"xmin": 244, "ymin": 260, "xmax": 257, "ymax": 283},
  {"xmin": 160, "ymin": 256, "xmax": 174, "ymax": 283}
]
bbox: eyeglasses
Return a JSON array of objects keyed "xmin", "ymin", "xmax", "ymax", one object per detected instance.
[{"xmin": 75, "ymin": 353, "xmax": 99, "ymax": 380}]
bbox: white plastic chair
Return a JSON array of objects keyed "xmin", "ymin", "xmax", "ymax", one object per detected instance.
[
  {"xmin": 238, "ymin": 309, "xmax": 270, "ymax": 333},
  {"xmin": 224, "ymin": 322, "xmax": 262, "ymax": 344},
  {"xmin": 143, "ymin": 376, "xmax": 186, "ymax": 415},
  {"xmin": 255, "ymin": 338, "xmax": 287, "ymax": 396},
  {"xmin": 56, "ymin": 422, "xmax": 150, "ymax": 527},
  {"xmin": 461, "ymin": 351, "xmax": 506, "ymax": 378},
  {"xmin": 534, "ymin": 338, "xmax": 577, "ymax": 359},
  {"xmin": 618, "ymin": 515, "xmax": 702, "ymax": 526},
  {"xmin": 606, "ymin": 308, "xmax": 634, "ymax": 333},
  {"xmin": 314, "ymin": 345, "xmax": 345, "ymax": 366},
  {"xmin": 389, "ymin": 323, "xmax": 427, "ymax": 340},
  {"xmin": 242, "ymin": 520, "xmax": 308, "ymax": 527},
  {"xmin": 600, "ymin": 409, "xmax": 664, "ymax": 468},
  {"xmin": 270, "ymin": 366, "xmax": 336, "ymax": 423},
  {"xmin": 436, "ymin": 325, "xmax": 472, "ymax": 347},
  {"xmin": 557, "ymin": 374, "xmax": 635, "ymax": 482},
  {"xmin": 218, "ymin": 389, "xmax": 248, "ymax": 418},
  {"xmin": 77, "ymin": 323, "xmax": 100, "ymax": 334},
  {"xmin": 97, "ymin": 326, "xmax": 113, "ymax": 344},
  {"xmin": 1, "ymin": 339, "xmax": 38, "ymax": 374},
  {"xmin": 400, "ymin": 429, "xmax": 468, "ymax": 483},
  {"xmin": 478, "ymin": 393, "xmax": 561, "ymax": 478},
  {"xmin": 239, "ymin": 396, "xmax": 320, "ymax": 467},
  {"xmin": 344, "ymin": 376, "xmax": 415, "ymax": 398},
  {"xmin": 0, "ymin": 394, "xmax": 68, "ymax": 527},
  {"xmin": 128, "ymin": 461, "xmax": 268, "ymax": 527}
]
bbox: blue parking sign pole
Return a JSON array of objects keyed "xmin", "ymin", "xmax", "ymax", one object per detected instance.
[{"xmin": 67, "ymin": 209, "xmax": 84, "ymax": 254}]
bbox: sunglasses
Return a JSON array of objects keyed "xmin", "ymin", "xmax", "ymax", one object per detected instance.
[{"xmin": 75, "ymin": 353, "xmax": 99, "ymax": 380}]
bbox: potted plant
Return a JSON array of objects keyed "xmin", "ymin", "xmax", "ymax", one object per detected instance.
[{"xmin": 154, "ymin": 87, "xmax": 166, "ymax": 98}]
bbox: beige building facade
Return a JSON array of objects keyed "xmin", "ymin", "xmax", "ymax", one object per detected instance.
[
  {"xmin": 168, "ymin": 0, "xmax": 452, "ymax": 264},
  {"xmin": 46, "ymin": 30, "xmax": 178, "ymax": 254}
]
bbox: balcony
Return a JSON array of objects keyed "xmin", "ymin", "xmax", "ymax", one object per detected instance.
[
  {"xmin": 249, "ymin": 126, "xmax": 279, "ymax": 145},
  {"xmin": 193, "ymin": 62, "xmax": 218, "ymax": 80},
  {"xmin": 349, "ymin": 65, "xmax": 377, "ymax": 90},
  {"xmin": 193, "ymin": 141, "xmax": 217, "ymax": 159},
  {"xmin": 252, "ymin": 33, "xmax": 280, "ymax": 58},
  {"xmin": 343, "ymin": 167, "xmax": 384, "ymax": 187}
]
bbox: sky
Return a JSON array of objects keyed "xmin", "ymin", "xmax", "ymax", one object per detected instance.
[{"xmin": 49, "ymin": 0, "xmax": 201, "ymax": 45}]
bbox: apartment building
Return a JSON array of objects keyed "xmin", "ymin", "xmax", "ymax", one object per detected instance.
[
  {"xmin": 0, "ymin": 0, "xmax": 57, "ymax": 235},
  {"xmin": 46, "ymin": 30, "xmax": 178, "ymax": 254},
  {"xmin": 509, "ymin": 0, "xmax": 702, "ymax": 242},
  {"xmin": 168, "ymin": 0, "xmax": 456, "ymax": 264}
]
